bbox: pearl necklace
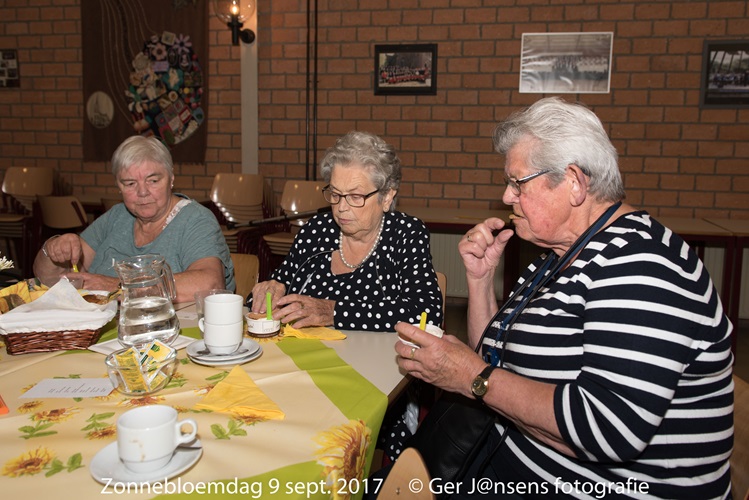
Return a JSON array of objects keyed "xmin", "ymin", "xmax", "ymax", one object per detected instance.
[{"xmin": 339, "ymin": 217, "xmax": 384, "ymax": 269}]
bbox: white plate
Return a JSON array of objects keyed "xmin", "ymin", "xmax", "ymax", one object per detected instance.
[
  {"xmin": 188, "ymin": 344, "xmax": 263, "ymax": 367},
  {"xmin": 186, "ymin": 338, "xmax": 260, "ymax": 362},
  {"xmin": 89, "ymin": 440, "xmax": 202, "ymax": 485}
]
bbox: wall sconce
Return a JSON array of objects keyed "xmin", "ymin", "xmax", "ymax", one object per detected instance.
[{"xmin": 213, "ymin": 0, "xmax": 256, "ymax": 45}]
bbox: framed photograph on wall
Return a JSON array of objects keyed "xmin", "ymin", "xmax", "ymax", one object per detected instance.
[
  {"xmin": 700, "ymin": 40, "xmax": 749, "ymax": 108},
  {"xmin": 374, "ymin": 44, "xmax": 437, "ymax": 96},
  {"xmin": 519, "ymin": 32, "xmax": 613, "ymax": 94},
  {"xmin": 0, "ymin": 50, "xmax": 20, "ymax": 88}
]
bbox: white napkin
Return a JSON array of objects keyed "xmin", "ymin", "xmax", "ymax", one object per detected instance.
[{"xmin": 0, "ymin": 280, "xmax": 117, "ymax": 334}]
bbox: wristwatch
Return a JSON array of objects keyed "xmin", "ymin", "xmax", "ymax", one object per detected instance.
[{"xmin": 470, "ymin": 365, "xmax": 495, "ymax": 400}]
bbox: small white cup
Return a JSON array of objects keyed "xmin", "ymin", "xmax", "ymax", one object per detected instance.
[
  {"xmin": 400, "ymin": 323, "xmax": 444, "ymax": 348},
  {"xmin": 245, "ymin": 312, "xmax": 281, "ymax": 337},
  {"xmin": 117, "ymin": 405, "xmax": 197, "ymax": 473},
  {"xmin": 203, "ymin": 293, "xmax": 244, "ymax": 325},
  {"xmin": 194, "ymin": 289, "xmax": 232, "ymax": 322},
  {"xmin": 199, "ymin": 318, "xmax": 243, "ymax": 354}
]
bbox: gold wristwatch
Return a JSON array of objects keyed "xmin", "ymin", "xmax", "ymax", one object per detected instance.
[{"xmin": 470, "ymin": 365, "xmax": 495, "ymax": 400}]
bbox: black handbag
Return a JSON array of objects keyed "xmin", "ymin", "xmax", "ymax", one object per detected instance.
[{"xmin": 403, "ymin": 390, "xmax": 496, "ymax": 487}]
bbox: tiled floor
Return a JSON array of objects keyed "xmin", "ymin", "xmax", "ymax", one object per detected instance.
[{"xmin": 444, "ymin": 297, "xmax": 749, "ymax": 383}]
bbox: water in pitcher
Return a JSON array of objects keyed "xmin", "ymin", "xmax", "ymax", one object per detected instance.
[{"xmin": 118, "ymin": 296, "xmax": 180, "ymax": 348}]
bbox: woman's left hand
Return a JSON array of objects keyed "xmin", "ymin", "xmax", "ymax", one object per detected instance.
[
  {"xmin": 273, "ymin": 294, "xmax": 335, "ymax": 329},
  {"xmin": 395, "ymin": 322, "xmax": 486, "ymax": 397},
  {"xmin": 66, "ymin": 272, "xmax": 120, "ymax": 292}
]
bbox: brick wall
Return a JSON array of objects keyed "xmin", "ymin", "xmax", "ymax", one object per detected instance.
[{"xmin": 1, "ymin": 0, "xmax": 748, "ymax": 219}]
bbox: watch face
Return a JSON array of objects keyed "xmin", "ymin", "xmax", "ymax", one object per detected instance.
[{"xmin": 471, "ymin": 378, "xmax": 488, "ymax": 397}]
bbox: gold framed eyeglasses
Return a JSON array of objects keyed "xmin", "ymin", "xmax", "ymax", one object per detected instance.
[
  {"xmin": 322, "ymin": 185, "xmax": 380, "ymax": 208},
  {"xmin": 503, "ymin": 169, "xmax": 551, "ymax": 196}
]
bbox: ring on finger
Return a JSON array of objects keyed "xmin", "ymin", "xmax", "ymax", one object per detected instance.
[
  {"xmin": 466, "ymin": 233, "xmax": 473, "ymax": 242},
  {"xmin": 409, "ymin": 346, "xmax": 416, "ymax": 360}
]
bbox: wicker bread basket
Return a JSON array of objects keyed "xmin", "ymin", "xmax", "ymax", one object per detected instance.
[{"xmin": 2, "ymin": 328, "xmax": 105, "ymax": 355}]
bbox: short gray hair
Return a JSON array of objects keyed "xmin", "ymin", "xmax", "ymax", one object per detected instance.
[
  {"xmin": 319, "ymin": 131, "xmax": 402, "ymax": 208},
  {"xmin": 111, "ymin": 136, "xmax": 174, "ymax": 179},
  {"xmin": 493, "ymin": 97, "xmax": 624, "ymax": 202}
]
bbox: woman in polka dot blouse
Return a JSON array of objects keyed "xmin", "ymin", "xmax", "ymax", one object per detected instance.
[{"xmin": 249, "ymin": 131, "xmax": 443, "ymax": 332}]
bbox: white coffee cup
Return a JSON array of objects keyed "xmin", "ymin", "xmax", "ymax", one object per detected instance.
[
  {"xmin": 203, "ymin": 293, "xmax": 244, "ymax": 325},
  {"xmin": 199, "ymin": 318, "xmax": 243, "ymax": 354},
  {"xmin": 400, "ymin": 323, "xmax": 444, "ymax": 348},
  {"xmin": 117, "ymin": 405, "xmax": 197, "ymax": 473},
  {"xmin": 194, "ymin": 289, "xmax": 232, "ymax": 322}
]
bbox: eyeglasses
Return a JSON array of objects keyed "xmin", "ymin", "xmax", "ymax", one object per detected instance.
[
  {"xmin": 503, "ymin": 169, "xmax": 551, "ymax": 196},
  {"xmin": 322, "ymin": 186, "xmax": 380, "ymax": 208}
]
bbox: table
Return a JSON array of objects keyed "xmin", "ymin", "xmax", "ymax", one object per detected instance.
[
  {"xmin": 704, "ymin": 218, "xmax": 749, "ymax": 344},
  {"xmin": 0, "ymin": 306, "xmax": 405, "ymax": 499}
]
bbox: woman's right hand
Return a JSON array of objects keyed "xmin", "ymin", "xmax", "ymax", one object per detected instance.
[
  {"xmin": 458, "ymin": 217, "xmax": 514, "ymax": 281},
  {"xmin": 42, "ymin": 234, "xmax": 85, "ymax": 268},
  {"xmin": 249, "ymin": 280, "xmax": 286, "ymax": 314}
]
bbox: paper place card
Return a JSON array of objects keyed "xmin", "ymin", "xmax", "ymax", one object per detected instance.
[
  {"xmin": 88, "ymin": 335, "xmax": 196, "ymax": 355},
  {"xmin": 21, "ymin": 378, "xmax": 114, "ymax": 399}
]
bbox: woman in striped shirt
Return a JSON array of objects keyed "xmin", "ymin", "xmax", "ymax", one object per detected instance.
[{"xmin": 395, "ymin": 97, "xmax": 733, "ymax": 498}]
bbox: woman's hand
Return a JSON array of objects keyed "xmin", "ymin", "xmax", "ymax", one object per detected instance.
[
  {"xmin": 394, "ymin": 322, "xmax": 486, "ymax": 397},
  {"xmin": 273, "ymin": 294, "xmax": 335, "ymax": 329},
  {"xmin": 249, "ymin": 280, "xmax": 286, "ymax": 314},
  {"xmin": 459, "ymin": 217, "xmax": 514, "ymax": 282},
  {"xmin": 42, "ymin": 234, "xmax": 85, "ymax": 268},
  {"xmin": 68, "ymin": 272, "xmax": 120, "ymax": 292}
]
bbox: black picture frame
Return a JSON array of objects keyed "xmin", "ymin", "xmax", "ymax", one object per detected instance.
[
  {"xmin": 699, "ymin": 40, "xmax": 749, "ymax": 108},
  {"xmin": 374, "ymin": 44, "xmax": 437, "ymax": 96}
]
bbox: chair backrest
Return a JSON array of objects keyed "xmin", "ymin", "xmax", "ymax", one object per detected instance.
[
  {"xmin": 1, "ymin": 166, "xmax": 55, "ymax": 212},
  {"xmin": 210, "ymin": 173, "xmax": 267, "ymax": 223},
  {"xmin": 732, "ymin": 375, "xmax": 749, "ymax": 500},
  {"xmin": 279, "ymin": 180, "xmax": 327, "ymax": 228},
  {"xmin": 38, "ymin": 195, "xmax": 88, "ymax": 230},
  {"xmin": 436, "ymin": 271, "xmax": 446, "ymax": 308},
  {"xmin": 379, "ymin": 448, "xmax": 435, "ymax": 500},
  {"xmin": 230, "ymin": 253, "xmax": 259, "ymax": 301},
  {"xmin": 280, "ymin": 180, "xmax": 327, "ymax": 214},
  {"xmin": 101, "ymin": 196, "xmax": 121, "ymax": 212}
]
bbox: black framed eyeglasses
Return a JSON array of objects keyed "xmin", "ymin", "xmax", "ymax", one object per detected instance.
[
  {"xmin": 503, "ymin": 169, "xmax": 551, "ymax": 196},
  {"xmin": 322, "ymin": 185, "xmax": 380, "ymax": 207}
]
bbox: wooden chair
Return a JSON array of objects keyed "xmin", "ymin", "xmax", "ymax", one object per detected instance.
[
  {"xmin": 259, "ymin": 180, "xmax": 326, "ymax": 279},
  {"xmin": 230, "ymin": 253, "xmax": 259, "ymax": 302},
  {"xmin": 262, "ymin": 180, "xmax": 326, "ymax": 254},
  {"xmin": 0, "ymin": 166, "xmax": 55, "ymax": 273},
  {"xmin": 378, "ymin": 448, "xmax": 435, "ymax": 500},
  {"xmin": 732, "ymin": 375, "xmax": 749, "ymax": 500},
  {"xmin": 210, "ymin": 173, "xmax": 268, "ymax": 253},
  {"xmin": 38, "ymin": 195, "xmax": 88, "ymax": 238}
]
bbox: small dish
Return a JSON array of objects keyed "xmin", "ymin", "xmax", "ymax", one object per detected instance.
[
  {"xmin": 399, "ymin": 323, "xmax": 444, "ymax": 348},
  {"xmin": 89, "ymin": 439, "xmax": 202, "ymax": 485},
  {"xmin": 188, "ymin": 344, "xmax": 263, "ymax": 367},
  {"xmin": 186, "ymin": 338, "xmax": 260, "ymax": 362}
]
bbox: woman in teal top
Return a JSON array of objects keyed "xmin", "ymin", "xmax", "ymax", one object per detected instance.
[{"xmin": 33, "ymin": 136, "xmax": 234, "ymax": 302}]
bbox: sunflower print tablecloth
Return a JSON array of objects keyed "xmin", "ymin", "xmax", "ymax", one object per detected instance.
[{"xmin": 0, "ymin": 325, "xmax": 388, "ymax": 500}]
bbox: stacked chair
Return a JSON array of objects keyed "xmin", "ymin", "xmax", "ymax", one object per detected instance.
[
  {"xmin": 0, "ymin": 166, "xmax": 55, "ymax": 274},
  {"xmin": 259, "ymin": 180, "xmax": 327, "ymax": 280},
  {"xmin": 38, "ymin": 195, "xmax": 89, "ymax": 239},
  {"xmin": 209, "ymin": 173, "xmax": 271, "ymax": 254}
]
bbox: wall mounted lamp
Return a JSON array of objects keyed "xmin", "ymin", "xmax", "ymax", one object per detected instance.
[{"xmin": 213, "ymin": 0, "xmax": 256, "ymax": 45}]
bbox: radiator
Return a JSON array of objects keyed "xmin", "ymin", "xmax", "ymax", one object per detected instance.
[
  {"xmin": 432, "ymin": 236, "xmax": 748, "ymax": 320},
  {"xmin": 430, "ymin": 233, "xmax": 503, "ymax": 299}
]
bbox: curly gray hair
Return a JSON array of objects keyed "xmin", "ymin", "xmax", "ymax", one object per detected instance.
[
  {"xmin": 493, "ymin": 97, "xmax": 624, "ymax": 202},
  {"xmin": 319, "ymin": 131, "xmax": 401, "ymax": 209}
]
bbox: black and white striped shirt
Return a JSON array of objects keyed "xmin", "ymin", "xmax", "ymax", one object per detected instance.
[{"xmin": 481, "ymin": 211, "xmax": 733, "ymax": 499}]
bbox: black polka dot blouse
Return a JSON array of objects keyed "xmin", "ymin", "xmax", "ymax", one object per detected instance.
[{"xmin": 270, "ymin": 211, "xmax": 443, "ymax": 332}]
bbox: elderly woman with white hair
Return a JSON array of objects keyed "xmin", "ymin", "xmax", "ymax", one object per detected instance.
[
  {"xmin": 392, "ymin": 97, "xmax": 733, "ymax": 498},
  {"xmin": 33, "ymin": 136, "xmax": 234, "ymax": 302}
]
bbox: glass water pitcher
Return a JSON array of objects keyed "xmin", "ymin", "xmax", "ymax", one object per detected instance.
[{"xmin": 115, "ymin": 254, "xmax": 180, "ymax": 348}]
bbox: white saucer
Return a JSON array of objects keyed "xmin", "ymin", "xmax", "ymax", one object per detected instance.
[
  {"xmin": 186, "ymin": 338, "xmax": 260, "ymax": 362},
  {"xmin": 90, "ymin": 439, "xmax": 202, "ymax": 485}
]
